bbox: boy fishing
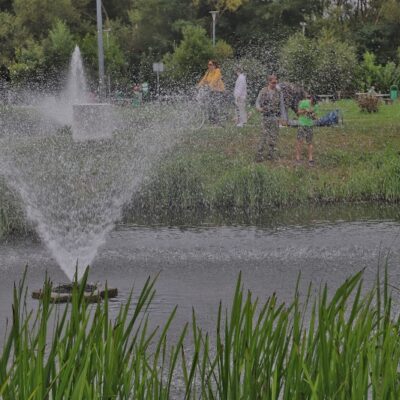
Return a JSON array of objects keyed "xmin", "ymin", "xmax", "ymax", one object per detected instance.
[{"xmin": 296, "ymin": 94, "xmax": 316, "ymax": 167}]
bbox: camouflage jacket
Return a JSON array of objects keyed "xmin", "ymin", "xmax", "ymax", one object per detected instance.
[{"xmin": 256, "ymin": 87, "xmax": 288, "ymax": 121}]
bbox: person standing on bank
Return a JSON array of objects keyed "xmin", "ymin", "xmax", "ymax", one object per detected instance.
[
  {"xmin": 234, "ymin": 66, "xmax": 247, "ymax": 127},
  {"xmin": 198, "ymin": 60, "xmax": 225, "ymax": 124},
  {"xmin": 255, "ymin": 74, "xmax": 288, "ymax": 162}
]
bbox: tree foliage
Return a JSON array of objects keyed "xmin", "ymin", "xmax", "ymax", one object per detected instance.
[
  {"xmin": 358, "ymin": 52, "xmax": 400, "ymax": 92},
  {"xmin": 164, "ymin": 25, "xmax": 232, "ymax": 84},
  {"xmin": 0, "ymin": 0, "xmax": 400, "ymax": 92},
  {"xmin": 280, "ymin": 32, "xmax": 357, "ymax": 94}
]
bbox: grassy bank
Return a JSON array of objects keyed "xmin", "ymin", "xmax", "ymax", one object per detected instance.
[
  {"xmin": 127, "ymin": 99, "xmax": 400, "ymax": 220},
  {"xmin": 1, "ymin": 100, "xmax": 400, "ymax": 234},
  {"xmin": 1, "ymin": 268, "xmax": 400, "ymax": 398}
]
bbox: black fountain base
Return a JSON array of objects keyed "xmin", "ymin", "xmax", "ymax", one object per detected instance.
[{"xmin": 32, "ymin": 283, "xmax": 118, "ymax": 303}]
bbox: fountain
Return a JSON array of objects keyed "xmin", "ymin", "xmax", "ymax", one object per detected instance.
[
  {"xmin": 66, "ymin": 46, "xmax": 114, "ymax": 141},
  {"xmin": 0, "ymin": 46, "xmax": 187, "ymax": 282}
]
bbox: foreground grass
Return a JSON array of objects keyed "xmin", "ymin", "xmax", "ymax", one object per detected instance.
[
  {"xmin": 1, "ymin": 267, "xmax": 400, "ymax": 399},
  {"xmin": 128, "ymin": 99, "xmax": 400, "ymax": 220}
]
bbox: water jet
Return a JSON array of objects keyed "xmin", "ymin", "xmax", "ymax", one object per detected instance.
[{"xmin": 72, "ymin": 103, "xmax": 114, "ymax": 141}]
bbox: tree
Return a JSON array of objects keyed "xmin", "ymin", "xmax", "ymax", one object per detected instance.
[
  {"xmin": 280, "ymin": 31, "xmax": 357, "ymax": 94},
  {"xmin": 313, "ymin": 33, "xmax": 357, "ymax": 94},
  {"xmin": 10, "ymin": 39, "xmax": 45, "ymax": 86},
  {"xmin": 44, "ymin": 20, "xmax": 75, "ymax": 69},
  {"xmin": 357, "ymin": 51, "xmax": 400, "ymax": 91},
  {"xmin": 0, "ymin": 12, "xmax": 18, "ymax": 64},
  {"xmin": 280, "ymin": 33, "xmax": 317, "ymax": 90},
  {"xmin": 193, "ymin": 0, "xmax": 248, "ymax": 12},
  {"xmin": 80, "ymin": 31, "xmax": 127, "ymax": 89},
  {"xmin": 221, "ymin": 55, "xmax": 267, "ymax": 102},
  {"xmin": 163, "ymin": 25, "xmax": 233, "ymax": 86},
  {"xmin": 128, "ymin": 0, "xmax": 196, "ymax": 54},
  {"xmin": 13, "ymin": 0, "xmax": 78, "ymax": 39}
]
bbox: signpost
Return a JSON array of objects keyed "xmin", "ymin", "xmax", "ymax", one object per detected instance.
[{"xmin": 152, "ymin": 62, "xmax": 164, "ymax": 98}]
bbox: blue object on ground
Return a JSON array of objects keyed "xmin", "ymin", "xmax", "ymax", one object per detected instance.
[{"xmin": 315, "ymin": 110, "xmax": 340, "ymax": 126}]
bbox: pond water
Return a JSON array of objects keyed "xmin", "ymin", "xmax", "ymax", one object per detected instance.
[{"xmin": 1, "ymin": 204, "xmax": 400, "ymax": 342}]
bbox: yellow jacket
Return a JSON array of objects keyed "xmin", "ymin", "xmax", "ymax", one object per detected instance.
[{"xmin": 198, "ymin": 68, "xmax": 225, "ymax": 92}]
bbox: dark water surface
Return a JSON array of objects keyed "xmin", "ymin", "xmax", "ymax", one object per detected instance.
[{"xmin": 1, "ymin": 205, "xmax": 400, "ymax": 342}]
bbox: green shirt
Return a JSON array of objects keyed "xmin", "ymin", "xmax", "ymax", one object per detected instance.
[{"xmin": 298, "ymin": 99, "xmax": 314, "ymax": 127}]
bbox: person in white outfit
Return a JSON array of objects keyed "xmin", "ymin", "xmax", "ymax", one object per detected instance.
[{"xmin": 234, "ymin": 67, "xmax": 247, "ymax": 127}]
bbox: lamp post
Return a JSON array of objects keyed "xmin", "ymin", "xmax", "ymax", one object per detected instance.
[
  {"xmin": 300, "ymin": 21, "xmax": 307, "ymax": 36},
  {"xmin": 209, "ymin": 11, "xmax": 218, "ymax": 47},
  {"xmin": 96, "ymin": 0, "xmax": 105, "ymax": 100}
]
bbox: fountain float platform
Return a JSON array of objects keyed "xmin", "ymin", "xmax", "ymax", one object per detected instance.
[{"xmin": 32, "ymin": 283, "xmax": 118, "ymax": 303}]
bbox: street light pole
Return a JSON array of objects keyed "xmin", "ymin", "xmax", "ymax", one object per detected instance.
[
  {"xmin": 300, "ymin": 22, "xmax": 307, "ymax": 36},
  {"xmin": 209, "ymin": 11, "xmax": 218, "ymax": 47},
  {"xmin": 96, "ymin": 0, "xmax": 105, "ymax": 100}
]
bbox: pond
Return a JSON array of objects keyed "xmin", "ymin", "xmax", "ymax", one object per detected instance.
[{"xmin": 1, "ymin": 203, "xmax": 400, "ymax": 343}]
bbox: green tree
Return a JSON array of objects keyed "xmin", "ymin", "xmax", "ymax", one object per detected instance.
[
  {"xmin": 43, "ymin": 20, "xmax": 75, "ymax": 68},
  {"xmin": 280, "ymin": 31, "xmax": 357, "ymax": 94},
  {"xmin": 358, "ymin": 51, "xmax": 400, "ymax": 91},
  {"xmin": 193, "ymin": 0, "xmax": 249, "ymax": 12},
  {"xmin": 13, "ymin": 0, "xmax": 78, "ymax": 39},
  {"xmin": 128, "ymin": 0, "xmax": 196, "ymax": 54},
  {"xmin": 221, "ymin": 55, "xmax": 267, "ymax": 102},
  {"xmin": 10, "ymin": 39, "xmax": 45, "ymax": 85},
  {"xmin": 163, "ymin": 25, "xmax": 233, "ymax": 85},
  {"xmin": 80, "ymin": 32, "xmax": 127, "ymax": 89},
  {"xmin": 280, "ymin": 33, "xmax": 317, "ymax": 90},
  {"xmin": 164, "ymin": 25, "xmax": 214, "ymax": 84},
  {"xmin": 0, "ymin": 12, "xmax": 18, "ymax": 64},
  {"xmin": 313, "ymin": 32, "xmax": 357, "ymax": 94}
]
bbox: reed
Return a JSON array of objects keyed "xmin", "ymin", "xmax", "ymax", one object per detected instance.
[{"xmin": 1, "ymin": 266, "xmax": 400, "ymax": 398}]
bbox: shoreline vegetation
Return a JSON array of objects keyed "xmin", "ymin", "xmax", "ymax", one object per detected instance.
[
  {"xmin": 1, "ymin": 99, "xmax": 400, "ymax": 237},
  {"xmin": 1, "ymin": 267, "xmax": 400, "ymax": 398}
]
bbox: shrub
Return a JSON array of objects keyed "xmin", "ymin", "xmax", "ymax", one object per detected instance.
[{"xmin": 357, "ymin": 94, "xmax": 380, "ymax": 113}]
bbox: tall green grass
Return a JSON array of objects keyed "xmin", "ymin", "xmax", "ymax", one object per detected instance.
[
  {"xmin": 127, "ymin": 148, "xmax": 400, "ymax": 221},
  {"xmin": 1, "ymin": 267, "xmax": 400, "ymax": 398}
]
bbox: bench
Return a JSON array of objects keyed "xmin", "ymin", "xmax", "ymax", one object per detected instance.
[
  {"xmin": 356, "ymin": 92, "xmax": 393, "ymax": 104},
  {"xmin": 317, "ymin": 94, "xmax": 334, "ymax": 102}
]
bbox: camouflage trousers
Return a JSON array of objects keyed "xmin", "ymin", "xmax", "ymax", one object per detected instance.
[{"xmin": 257, "ymin": 117, "xmax": 279, "ymax": 160}]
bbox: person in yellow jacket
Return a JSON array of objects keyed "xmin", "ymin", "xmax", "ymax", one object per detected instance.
[
  {"xmin": 198, "ymin": 60, "xmax": 225, "ymax": 91},
  {"xmin": 198, "ymin": 60, "xmax": 225, "ymax": 124}
]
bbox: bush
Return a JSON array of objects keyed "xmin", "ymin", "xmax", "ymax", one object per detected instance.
[{"xmin": 357, "ymin": 94, "xmax": 380, "ymax": 113}]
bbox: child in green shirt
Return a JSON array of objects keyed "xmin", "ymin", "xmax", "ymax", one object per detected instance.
[{"xmin": 296, "ymin": 94, "xmax": 316, "ymax": 166}]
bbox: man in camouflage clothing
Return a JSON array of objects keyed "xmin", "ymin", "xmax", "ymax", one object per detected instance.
[{"xmin": 255, "ymin": 75, "xmax": 288, "ymax": 161}]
